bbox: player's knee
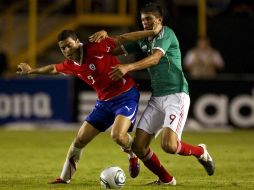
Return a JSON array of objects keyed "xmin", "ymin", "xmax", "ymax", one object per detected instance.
[
  {"xmin": 161, "ymin": 142, "xmax": 177, "ymax": 154},
  {"xmin": 110, "ymin": 130, "xmax": 125, "ymax": 144}
]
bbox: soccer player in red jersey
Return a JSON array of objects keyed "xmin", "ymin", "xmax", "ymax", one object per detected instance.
[{"xmin": 16, "ymin": 28, "xmax": 161, "ymax": 184}]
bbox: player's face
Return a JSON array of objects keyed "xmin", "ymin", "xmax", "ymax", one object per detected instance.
[
  {"xmin": 141, "ymin": 12, "xmax": 162, "ymax": 30},
  {"xmin": 58, "ymin": 37, "xmax": 80, "ymax": 60}
]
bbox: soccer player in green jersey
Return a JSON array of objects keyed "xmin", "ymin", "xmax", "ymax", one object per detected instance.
[{"xmin": 91, "ymin": 2, "xmax": 215, "ymax": 185}]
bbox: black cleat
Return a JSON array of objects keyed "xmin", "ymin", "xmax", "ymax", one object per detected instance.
[{"xmin": 198, "ymin": 144, "xmax": 215, "ymax": 176}]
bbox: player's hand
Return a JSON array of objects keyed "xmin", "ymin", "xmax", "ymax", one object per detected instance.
[
  {"xmin": 16, "ymin": 62, "xmax": 32, "ymax": 75},
  {"xmin": 89, "ymin": 30, "xmax": 108, "ymax": 43},
  {"xmin": 153, "ymin": 22, "xmax": 162, "ymax": 35},
  {"xmin": 109, "ymin": 64, "xmax": 129, "ymax": 81}
]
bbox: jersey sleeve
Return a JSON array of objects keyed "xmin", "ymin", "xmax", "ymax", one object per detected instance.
[
  {"xmin": 153, "ymin": 27, "xmax": 174, "ymax": 55},
  {"xmin": 55, "ymin": 60, "xmax": 74, "ymax": 75},
  {"xmin": 121, "ymin": 41, "xmax": 141, "ymax": 55}
]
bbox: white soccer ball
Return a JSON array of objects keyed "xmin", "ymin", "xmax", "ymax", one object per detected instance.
[{"xmin": 99, "ymin": 166, "xmax": 126, "ymax": 189}]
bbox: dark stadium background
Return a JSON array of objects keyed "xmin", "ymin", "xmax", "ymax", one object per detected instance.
[{"xmin": 0, "ymin": 0, "xmax": 254, "ymax": 129}]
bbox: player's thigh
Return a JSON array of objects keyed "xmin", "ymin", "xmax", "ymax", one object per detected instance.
[
  {"xmin": 161, "ymin": 127, "xmax": 178, "ymax": 151},
  {"xmin": 113, "ymin": 99, "xmax": 139, "ymax": 133},
  {"xmin": 136, "ymin": 98, "xmax": 164, "ymax": 135},
  {"xmin": 75, "ymin": 121, "xmax": 101, "ymax": 146},
  {"xmin": 111, "ymin": 115, "xmax": 131, "ymax": 135},
  {"xmin": 163, "ymin": 93, "xmax": 190, "ymax": 140}
]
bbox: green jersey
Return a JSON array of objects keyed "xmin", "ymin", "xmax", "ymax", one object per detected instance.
[{"xmin": 123, "ymin": 26, "xmax": 189, "ymax": 96}]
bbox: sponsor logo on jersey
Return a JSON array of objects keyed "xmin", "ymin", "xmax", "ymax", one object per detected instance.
[{"xmin": 125, "ymin": 106, "xmax": 132, "ymax": 112}]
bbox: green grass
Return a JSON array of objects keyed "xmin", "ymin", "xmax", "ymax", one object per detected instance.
[{"xmin": 0, "ymin": 129, "xmax": 254, "ymax": 190}]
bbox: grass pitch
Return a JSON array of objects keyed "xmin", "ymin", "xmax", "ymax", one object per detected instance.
[{"xmin": 0, "ymin": 129, "xmax": 254, "ymax": 190}]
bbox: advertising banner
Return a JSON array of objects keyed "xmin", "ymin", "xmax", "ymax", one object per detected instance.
[
  {"xmin": 0, "ymin": 77, "xmax": 73, "ymax": 124},
  {"xmin": 188, "ymin": 79, "xmax": 254, "ymax": 129}
]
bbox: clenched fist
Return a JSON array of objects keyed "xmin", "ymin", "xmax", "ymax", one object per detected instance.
[{"xmin": 16, "ymin": 63, "xmax": 32, "ymax": 75}]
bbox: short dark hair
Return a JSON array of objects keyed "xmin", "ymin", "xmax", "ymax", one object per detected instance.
[
  {"xmin": 140, "ymin": 2, "xmax": 163, "ymax": 17},
  {"xmin": 58, "ymin": 30, "xmax": 78, "ymax": 42}
]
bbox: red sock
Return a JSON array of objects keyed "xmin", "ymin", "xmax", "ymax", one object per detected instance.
[
  {"xmin": 177, "ymin": 141, "xmax": 203, "ymax": 157},
  {"xmin": 141, "ymin": 149, "xmax": 173, "ymax": 183}
]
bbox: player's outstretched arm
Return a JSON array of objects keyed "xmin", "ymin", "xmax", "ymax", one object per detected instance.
[
  {"xmin": 16, "ymin": 63, "xmax": 58, "ymax": 75},
  {"xmin": 89, "ymin": 23, "xmax": 162, "ymax": 45},
  {"xmin": 114, "ymin": 24, "xmax": 162, "ymax": 45}
]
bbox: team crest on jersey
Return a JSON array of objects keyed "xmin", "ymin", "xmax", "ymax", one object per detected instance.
[{"xmin": 89, "ymin": 64, "xmax": 96, "ymax": 71}]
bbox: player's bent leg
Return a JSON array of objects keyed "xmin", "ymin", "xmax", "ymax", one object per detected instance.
[
  {"xmin": 161, "ymin": 127, "xmax": 215, "ymax": 176},
  {"xmin": 132, "ymin": 129, "xmax": 175, "ymax": 184},
  {"xmin": 111, "ymin": 115, "xmax": 140, "ymax": 178},
  {"xmin": 161, "ymin": 127, "xmax": 203, "ymax": 157},
  {"xmin": 50, "ymin": 121, "xmax": 100, "ymax": 184},
  {"xmin": 111, "ymin": 115, "xmax": 132, "ymax": 147}
]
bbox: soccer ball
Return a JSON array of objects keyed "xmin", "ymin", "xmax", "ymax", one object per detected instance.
[{"xmin": 99, "ymin": 166, "xmax": 126, "ymax": 189}]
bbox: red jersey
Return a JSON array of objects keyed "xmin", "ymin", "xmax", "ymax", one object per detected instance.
[{"xmin": 55, "ymin": 38, "xmax": 136, "ymax": 100}]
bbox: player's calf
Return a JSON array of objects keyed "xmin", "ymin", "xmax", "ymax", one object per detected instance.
[
  {"xmin": 52, "ymin": 143, "xmax": 83, "ymax": 184},
  {"xmin": 59, "ymin": 156, "xmax": 77, "ymax": 182}
]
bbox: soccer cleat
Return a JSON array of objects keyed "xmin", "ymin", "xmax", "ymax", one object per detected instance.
[
  {"xmin": 147, "ymin": 177, "xmax": 176, "ymax": 186},
  {"xmin": 121, "ymin": 147, "xmax": 140, "ymax": 178},
  {"xmin": 48, "ymin": 178, "xmax": 70, "ymax": 184},
  {"xmin": 198, "ymin": 144, "xmax": 215, "ymax": 176},
  {"xmin": 128, "ymin": 155, "xmax": 140, "ymax": 178}
]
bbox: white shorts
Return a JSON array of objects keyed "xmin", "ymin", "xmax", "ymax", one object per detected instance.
[{"xmin": 136, "ymin": 93, "xmax": 190, "ymax": 140}]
